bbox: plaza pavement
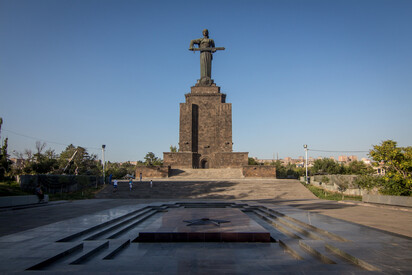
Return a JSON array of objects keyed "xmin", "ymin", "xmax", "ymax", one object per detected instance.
[
  {"xmin": 0, "ymin": 179, "xmax": 411, "ymax": 273},
  {"xmin": 1, "ymin": 179, "xmax": 411, "ymax": 238}
]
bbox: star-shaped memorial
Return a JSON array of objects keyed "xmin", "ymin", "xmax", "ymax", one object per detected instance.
[{"xmin": 183, "ymin": 217, "xmax": 230, "ymax": 226}]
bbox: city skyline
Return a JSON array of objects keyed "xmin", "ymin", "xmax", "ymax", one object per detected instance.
[{"xmin": 1, "ymin": 0, "xmax": 411, "ymax": 162}]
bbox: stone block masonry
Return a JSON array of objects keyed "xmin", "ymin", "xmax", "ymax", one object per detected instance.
[
  {"xmin": 164, "ymin": 152, "xmax": 197, "ymax": 169},
  {"xmin": 164, "ymin": 85, "xmax": 248, "ymax": 169},
  {"xmin": 243, "ymin": 166, "xmax": 276, "ymax": 178},
  {"xmin": 135, "ymin": 166, "xmax": 170, "ymax": 178}
]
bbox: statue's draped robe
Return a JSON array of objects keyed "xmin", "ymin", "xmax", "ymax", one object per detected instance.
[{"xmin": 190, "ymin": 38, "xmax": 215, "ymax": 80}]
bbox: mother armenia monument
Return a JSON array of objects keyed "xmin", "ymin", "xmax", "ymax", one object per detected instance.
[{"xmin": 163, "ymin": 29, "xmax": 249, "ymax": 169}]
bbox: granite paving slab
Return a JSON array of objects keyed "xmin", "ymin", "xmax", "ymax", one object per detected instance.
[{"xmin": 0, "ymin": 201, "xmax": 411, "ymax": 273}]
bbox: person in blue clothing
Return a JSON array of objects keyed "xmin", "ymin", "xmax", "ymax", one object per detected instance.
[
  {"xmin": 129, "ymin": 179, "xmax": 133, "ymax": 191},
  {"xmin": 109, "ymin": 174, "xmax": 113, "ymax": 185},
  {"xmin": 113, "ymin": 179, "xmax": 118, "ymax": 192}
]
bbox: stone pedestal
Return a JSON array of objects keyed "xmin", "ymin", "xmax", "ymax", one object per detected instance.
[
  {"xmin": 137, "ymin": 208, "xmax": 270, "ymax": 242},
  {"xmin": 164, "ymin": 85, "xmax": 248, "ymax": 169}
]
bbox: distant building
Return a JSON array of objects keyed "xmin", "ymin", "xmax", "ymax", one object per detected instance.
[
  {"xmin": 349, "ymin": 155, "xmax": 358, "ymax": 161},
  {"xmin": 338, "ymin": 155, "xmax": 358, "ymax": 163},
  {"xmin": 361, "ymin": 158, "xmax": 372, "ymax": 165},
  {"xmin": 254, "ymin": 159, "xmax": 275, "ymax": 165},
  {"xmin": 374, "ymin": 166, "xmax": 386, "ymax": 176},
  {"xmin": 338, "ymin": 155, "xmax": 348, "ymax": 162}
]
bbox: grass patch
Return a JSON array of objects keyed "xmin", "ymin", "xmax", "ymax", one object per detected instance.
[
  {"xmin": 49, "ymin": 185, "xmax": 104, "ymax": 201},
  {"xmin": 0, "ymin": 181, "xmax": 32, "ymax": 196},
  {"xmin": 303, "ymin": 183, "xmax": 362, "ymax": 201}
]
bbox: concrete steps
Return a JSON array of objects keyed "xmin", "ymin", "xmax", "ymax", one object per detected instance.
[
  {"xmin": 95, "ymin": 179, "xmax": 317, "ymax": 200},
  {"xmin": 169, "ymin": 168, "xmax": 244, "ymax": 179}
]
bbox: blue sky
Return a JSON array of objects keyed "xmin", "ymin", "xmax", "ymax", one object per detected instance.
[{"xmin": 1, "ymin": 0, "xmax": 411, "ymax": 162}]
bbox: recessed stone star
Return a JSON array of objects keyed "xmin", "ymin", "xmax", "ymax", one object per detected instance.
[{"xmin": 184, "ymin": 217, "xmax": 230, "ymax": 226}]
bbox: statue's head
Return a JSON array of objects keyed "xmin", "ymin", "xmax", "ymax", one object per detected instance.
[{"xmin": 203, "ymin": 29, "xmax": 209, "ymax": 38}]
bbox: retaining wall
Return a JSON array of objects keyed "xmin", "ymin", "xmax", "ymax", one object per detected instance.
[
  {"xmin": 303, "ymin": 175, "xmax": 365, "ymax": 196},
  {"xmin": 135, "ymin": 166, "xmax": 170, "ymax": 178},
  {"xmin": 243, "ymin": 166, "xmax": 276, "ymax": 178},
  {"xmin": 19, "ymin": 175, "xmax": 103, "ymax": 194},
  {"xmin": 363, "ymin": 194, "xmax": 412, "ymax": 208},
  {"xmin": 0, "ymin": 195, "xmax": 49, "ymax": 208}
]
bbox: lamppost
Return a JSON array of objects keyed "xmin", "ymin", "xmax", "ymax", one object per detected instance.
[
  {"xmin": 102, "ymin": 145, "xmax": 106, "ymax": 185},
  {"xmin": 304, "ymin": 144, "xmax": 308, "ymax": 184}
]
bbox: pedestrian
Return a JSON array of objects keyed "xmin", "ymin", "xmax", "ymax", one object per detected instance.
[
  {"xmin": 109, "ymin": 174, "xmax": 113, "ymax": 185},
  {"xmin": 35, "ymin": 184, "xmax": 44, "ymax": 203},
  {"xmin": 140, "ymin": 173, "xmax": 142, "ymax": 182},
  {"xmin": 113, "ymin": 179, "xmax": 118, "ymax": 192},
  {"xmin": 129, "ymin": 179, "xmax": 133, "ymax": 191},
  {"xmin": 150, "ymin": 180, "xmax": 153, "ymax": 188}
]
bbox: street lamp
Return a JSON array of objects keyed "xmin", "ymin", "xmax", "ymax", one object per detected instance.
[
  {"xmin": 102, "ymin": 145, "xmax": 106, "ymax": 185},
  {"xmin": 304, "ymin": 144, "xmax": 308, "ymax": 184}
]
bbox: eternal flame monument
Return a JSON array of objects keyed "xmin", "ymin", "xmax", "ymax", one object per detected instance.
[{"xmin": 164, "ymin": 29, "xmax": 248, "ymax": 169}]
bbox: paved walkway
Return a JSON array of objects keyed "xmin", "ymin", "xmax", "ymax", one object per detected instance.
[
  {"xmin": 1, "ymin": 197, "xmax": 411, "ymax": 238},
  {"xmin": 1, "ymin": 200, "xmax": 411, "ymax": 273},
  {"xmin": 96, "ymin": 179, "xmax": 318, "ymax": 200},
  {"xmin": 262, "ymin": 198, "xmax": 412, "ymax": 238},
  {"xmin": 1, "ymin": 178, "xmax": 411, "ymax": 238}
]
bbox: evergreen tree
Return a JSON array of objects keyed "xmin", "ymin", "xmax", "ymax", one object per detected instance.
[{"xmin": 0, "ymin": 118, "xmax": 11, "ymax": 180}]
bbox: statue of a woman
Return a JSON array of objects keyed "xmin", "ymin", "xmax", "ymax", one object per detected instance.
[{"xmin": 189, "ymin": 29, "xmax": 216, "ymax": 86}]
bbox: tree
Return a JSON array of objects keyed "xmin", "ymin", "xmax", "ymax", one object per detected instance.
[
  {"xmin": 106, "ymin": 161, "xmax": 136, "ymax": 179},
  {"xmin": 34, "ymin": 141, "xmax": 46, "ymax": 161},
  {"xmin": 0, "ymin": 118, "xmax": 12, "ymax": 180},
  {"xmin": 106, "ymin": 162, "xmax": 126, "ymax": 179},
  {"xmin": 248, "ymin": 157, "xmax": 259, "ymax": 165},
  {"xmin": 312, "ymin": 158, "xmax": 344, "ymax": 175},
  {"xmin": 0, "ymin": 138, "xmax": 11, "ymax": 180},
  {"xmin": 367, "ymin": 140, "xmax": 412, "ymax": 196},
  {"xmin": 170, "ymin": 145, "xmax": 177, "ymax": 152},
  {"xmin": 144, "ymin": 152, "xmax": 163, "ymax": 166},
  {"xmin": 13, "ymin": 143, "xmax": 59, "ymax": 175},
  {"xmin": 270, "ymin": 160, "xmax": 301, "ymax": 179},
  {"xmin": 346, "ymin": 160, "xmax": 374, "ymax": 175},
  {"xmin": 58, "ymin": 145, "xmax": 101, "ymax": 175}
]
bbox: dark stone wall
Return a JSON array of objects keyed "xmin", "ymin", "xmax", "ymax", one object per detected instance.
[
  {"xmin": 170, "ymin": 84, "xmax": 250, "ymax": 169},
  {"xmin": 135, "ymin": 166, "xmax": 170, "ymax": 178},
  {"xmin": 180, "ymin": 93, "xmax": 232, "ymax": 155},
  {"xmin": 243, "ymin": 166, "xmax": 277, "ymax": 178},
  {"xmin": 176, "ymin": 85, "xmax": 243, "ymax": 168},
  {"xmin": 213, "ymin": 152, "xmax": 248, "ymax": 168},
  {"xmin": 19, "ymin": 175, "xmax": 103, "ymax": 194},
  {"xmin": 179, "ymin": 103, "xmax": 193, "ymax": 152},
  {"xmin": 163, "ymin": 152, "xmax": 197, "ymax": 168}
]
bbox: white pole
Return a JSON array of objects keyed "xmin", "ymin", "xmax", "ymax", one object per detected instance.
[
  {"xmin": 304, "ymin": 144, "xmax": 308, "ymax": 184},
  {"xmin": 102, "ymin": 145, "xmax": 106, "ymax": 185}
]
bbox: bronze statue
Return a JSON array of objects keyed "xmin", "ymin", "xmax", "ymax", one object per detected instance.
[{"xmin": 189, "ymin": 29, "xmax": 225, "ymax": 86}]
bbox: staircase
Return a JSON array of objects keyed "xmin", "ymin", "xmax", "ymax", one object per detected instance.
[
  {"xmin": 169, "ymin": 168, "xmax": 244, "ymax": 179},
  {"xmin": 95, "ymin": 179, "xmax": 317, "ymax": 200}
]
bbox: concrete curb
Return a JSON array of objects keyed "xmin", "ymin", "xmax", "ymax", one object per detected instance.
[
  {"xmin": 0, "ymin": 195, "xmax": 49, "ymax": 208},
  {"xmin": 338, "ymin": 200, "xmax": 412, "ymax": 212}
]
